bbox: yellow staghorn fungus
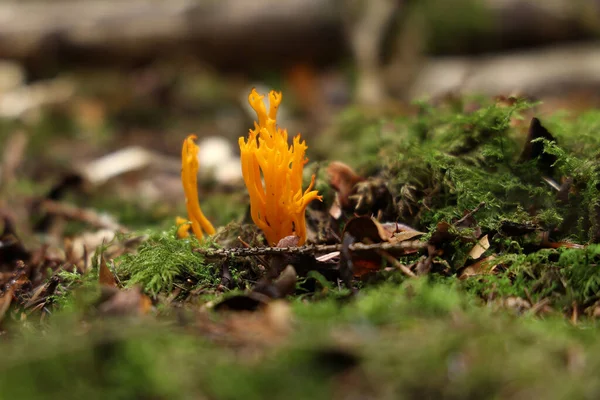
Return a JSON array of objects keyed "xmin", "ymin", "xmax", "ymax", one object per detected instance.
[
  {"xmin": 180, "ymin": 134, "xmax": 215, "ymax": 240},
  {"xmin": 239, "ymin": 88, "xmax": 322, "ymax": 246}
]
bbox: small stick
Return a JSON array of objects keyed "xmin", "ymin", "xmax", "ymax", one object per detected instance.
[
  {"xmin": 194, "ymin": 240, "xmax": 427, "ymax": 258},
  {"xmin": 377, "ymin": 250, "xmax": 416, "ymax": 277},
  {"xmin": 454, "ymin": 201, "xmax": 486, "ymax": 226}
]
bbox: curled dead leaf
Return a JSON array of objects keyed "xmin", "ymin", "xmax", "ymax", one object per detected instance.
[
  {"xmin": 468, "ymin": 234, "xmax": 490, "ymax": 260},
  {"xmin": 276, "ymin": 235, "xmax": 300, "ymax": 248},
  {"xmin": 342, "ymin": 217, "xmax": 423, "ymax": 277},
  {"xmin": 344, "ymin": 216, "xmax": 386, "ymax": 244},
  {"xmin": 459, "ymin": 255, "xmax": 498, "ymax": 280},
  {"xmin": 98, "ymin": 255, "xmax": 117, "ymax": 287}
]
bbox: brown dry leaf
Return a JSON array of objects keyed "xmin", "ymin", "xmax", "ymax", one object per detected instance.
[
  {"xmin": 344, "ymin": 216, "xmax": 386, "ymax": 243},
  {"xmin": 459, "ymin": 255, "xmax": 497, "ymax": 280},
  {"xmin": 377, "ymin": 221, "xmax": 424, "ymax": 242},
  {"xmin": 98, "ymin": 256, "xmax": 117, "ymax": 287},
  {"xmin": 276, "ymin": 235, "xmax": 300, "ymax": 248},
  {"xmin": 351, "ymin": 259, "xmax": 380, "ymax": 278},
  {"xmin": 468, "ymin": 234, "xmax": 490, "ymax": 260},
  {"xmin": 327, "ymin": 161, "xmax": 364, "ymax": 211},
  {"xmin": 0, "ymin": 287, "xmax": 13, "ymax": 323},
  {"xmin": 390, "ymin": 230, "xmax": 425, "ymax": 243},
  {"xmin": 343, "ymin": 217, "xmax": 422, "ymax": 277}
]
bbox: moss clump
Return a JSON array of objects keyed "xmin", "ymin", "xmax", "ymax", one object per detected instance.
[
  {"xmin": 115, "ymin": 227, "xmax": 217, "ymax": 296},
  {"xmin": 318, "ymin": 97, "xmax": 600, "ymax": 312},
  {"xmin": 324, "ymin": 97, "xmax": 600, "ymax": 245},
  {"xmin": 47, "ymin": 243, "xmax": 113, "ymax": 313},
  {"xmin": 536, "ymin": 138, "xmax": 600, "ymax": 241},
  {"xmin": 463, "ymin": 245, "xmax": 600, "ymax": 311},
  {"xmin": 386, "ymin": 98, "xmax": 552, "ymax": 232},
  {"xmin": 560, "ymin": 245, "xmax": 600, "ymax": 305}
]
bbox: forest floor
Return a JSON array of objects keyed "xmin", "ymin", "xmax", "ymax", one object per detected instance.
[{"xmin": 2, "ymin": 67, "xmax": 600, "ymax": 399}]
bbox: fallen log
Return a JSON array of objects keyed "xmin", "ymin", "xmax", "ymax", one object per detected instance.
[
  {"xmin": 0, "ymin": 0, "xmax": 346, "ymax": 70},
  {"xmin": 0, "ymin": 0, "xmax": 597, "ymax": 74}
]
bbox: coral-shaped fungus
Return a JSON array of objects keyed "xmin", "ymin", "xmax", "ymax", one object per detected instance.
[
  {"xmin": 179, "ymin": 134, "xmax": 215, "ymax": 240},
  {"xmin": 239, "ymin": 89, "xmax": 322, "ymax": 246}
]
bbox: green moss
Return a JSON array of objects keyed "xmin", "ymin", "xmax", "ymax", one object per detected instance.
[
  {"xmin": 323, "ymin": 97, "xmax": 600, "ymax": 245},
  {"xmin": 462, "ymin": 245, "xmax": 600, "ymax": 310},
  {"xmin": 4, "ymin": 281, "xmax": 600, "ymax": 400},
  {"xmin": 388, "ymin": 99, "xmax": 551, "ymax": 230},
  {"xmin": 317, "ymin": 98, "xmax": 600, "ymax": 312},
  {"xmin": 115, "ymin": 227, "xmax": 219, "ymax": 296},
  {"xmin": 47, "ymin": 243, "xmax": 112, "ymax": 313},
  {"xmin": 559, "ymin": 245, "xmax": 600, "ymax": 305}
]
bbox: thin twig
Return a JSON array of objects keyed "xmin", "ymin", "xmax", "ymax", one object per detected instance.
[
  {"xmin": 377, "ymin": 250, "xmax": 416, "ymax": 277},
  {"xmin": 454, "ymin": 201, "xmax": 486, "ymax": 226},
  {"xmin": 194, "ymin": 240, "xmax": 427, "ymax": 258}
]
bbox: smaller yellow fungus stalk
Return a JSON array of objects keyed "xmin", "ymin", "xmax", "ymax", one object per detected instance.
[
  {"xmin": 175, "ymin": 216, "xmax": 191, "ymax": 239},
  {"xmin": 180, "ymin": 134, "xmax": 215, "ymax": 240},
  {"xmin": 239, "ymin": 88, "xmax": 322, "ymax": 246}
]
